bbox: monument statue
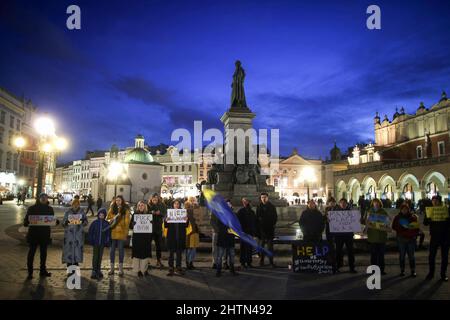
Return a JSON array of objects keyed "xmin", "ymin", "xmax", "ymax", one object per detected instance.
[{"xmin": 231, "ymin": 60, "xmax": 248, "ymax": 109}]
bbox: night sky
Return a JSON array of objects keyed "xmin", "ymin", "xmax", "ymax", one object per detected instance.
[{"xmin": 1, "ymin": 0, "xmax": 449, "ymax": 163}]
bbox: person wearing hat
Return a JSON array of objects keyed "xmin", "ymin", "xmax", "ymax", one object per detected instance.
[
  {"xmin": 23, "ymin": 193, "xmax": 58, "ymax": 279},
  {"xmin": 61, "ymin": 199, "xmax": 88, "ymax": 277},
  {"xmin": 88, "ymin": 207, "xmax": 111, "ymax": 280}
]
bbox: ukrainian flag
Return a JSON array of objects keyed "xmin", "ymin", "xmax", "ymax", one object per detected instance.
[{"xmin": 203, "ymin": 189, "xmax": 273, "ymax": 257}]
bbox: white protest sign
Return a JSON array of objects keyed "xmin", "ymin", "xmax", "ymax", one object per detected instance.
[
  {"xmin": 133, "ymin": 214, "xmax": 153, "ymax": 233},
  {"xmin": 329, "ymin": 210, "xmax": 362, "ymax": 233},
  {"xmin": 28, "ymin": 215, "xmax": 56, "ymax": 226},
  {"xmin": 166, "ymin": 209, "xmax": 187, "ymax": 223}
]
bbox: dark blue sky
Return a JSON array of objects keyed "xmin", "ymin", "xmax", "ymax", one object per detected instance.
[{"xmin": 1, "ymin": 0, "xmax": 449, "ymax": 162}]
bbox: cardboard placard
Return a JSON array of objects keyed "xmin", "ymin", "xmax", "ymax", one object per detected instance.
[
  {"xmin": 133, "ymin": 214, "xmax": 153, "ymax": 233},
  {"xmin": 68, "ymin": 214, "xmax": 83, "ymax": 225},
  {"xmin": 367, "ymin": 213, "xmax": 391, "ymax": 232},
  {"xmin": 292, "ymin": 240, "xmax": 335, "ymax": 274},
  {"xmin": 329, "ymin": 210, "xmax": 362, "ymax": 233},
  {"xmin": 28, "ymin": 215, "xmax": 56, "ymax": 226},
  {"xmin": 425, "ymin": 207, "xmax": 449, "ymax": 222},
  {"xmin": 166, "ymin": 209, "xmax": 187, "ymax": 223}
]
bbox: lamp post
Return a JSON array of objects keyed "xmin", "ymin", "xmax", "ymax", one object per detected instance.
[
  {"xmin": 107, "ymin": 161, "xmax": 125, "ymax": 198},
  {"xmin": 14, "ymin": 116, "xmax": 67, "ymax": 197},
  {"xmin": 299, "ymin": 166, "xmax": 317, "ymax": 202}
]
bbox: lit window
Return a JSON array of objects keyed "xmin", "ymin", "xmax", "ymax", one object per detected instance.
[
  {"xmin": 416, "ymin": 146, "xmax": 423, "ymax": 159},
  {"xmin": 438, "ymin": 141, "xmax": 445, "ymax": 156}
]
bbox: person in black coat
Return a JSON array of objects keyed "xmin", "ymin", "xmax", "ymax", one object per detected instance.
[
  {"xmin": 424, "ymin": 196, "xmax": 449, "ymax": 281},
  {"xmin": 147, "ymin": 193, "xmax": 166, "ymax": 268},
  {"xmin": 256, "ymin": 193, "xmax": 278, "ymax": 267},
  {"xmin": 164, "ymin": 199, "xmax": 188, "ymax": 276},
  {"xmin": 299, "ymin": 199, "xmax": 325, "ymax": 242},
  {"xmin": 237, "ymin": 197, "xmax": 257, "ymax": 268},
  {"xmin": 215, "ymin": 200, "xmax": 238, "ymax": 277},
  {"xmin": 23, "ymin": 193, "xmax": 58, "ymax": 279}
]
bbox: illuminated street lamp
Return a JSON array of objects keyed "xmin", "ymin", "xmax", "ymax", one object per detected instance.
[
  {"xmin": 298, "ymin": 166, "xmax": 317, "ymax": 202},
  {"xmin": 107, "ymin": 161, "xmax": 125, "ymax": 197}
]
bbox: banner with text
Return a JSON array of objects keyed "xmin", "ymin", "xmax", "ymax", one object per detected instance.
[
  {"xmin": 426, "ymin": 206, "xmax": 449, "ymax": 222},
  {"xmin": 292, "ymin": 240, "xmax": 335, "ymax": 274},
  {"xmin": 28, "ymin": 215, "xmax": 56, "ymax": 226},
  {"xmin": 329, "ymin": 210, "xmax": 362, "ymax": 233},
  {"xmin": 133, "ymin": 214, "xmax": 153, "ymax": 233},
  {"xmin": 166, "ymin": 209, "xmax": 188, "ymax": 223}
]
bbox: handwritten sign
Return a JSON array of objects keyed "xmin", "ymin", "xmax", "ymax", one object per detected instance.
[
  {"xmin": 68, "ymin": 214, "xmax": 82, "ymax": 225},
  {"xmin": 426, "ymin": 207, "xmax": 449, "ymax": 222},
  {"xmin": 28, "ymin": 215, "xmax": 56, "ymax": 226},
  {"xmin": 166, "ymin": 209, "xmax": 187, "ymax": 223},
  {"xmin": 133, "ymin": 214, "xmax": 153, "ymax": 233},
  {"xmin": 367, "ymin": 213, "xmax": 391, "ymax": 232},
  {"xmin": 292, "ymin": 240, "xmax": 334, "ymax": 274},
  {"xmin": 329, "ymin": 210, "xmax": 362, "ymax": 233}
]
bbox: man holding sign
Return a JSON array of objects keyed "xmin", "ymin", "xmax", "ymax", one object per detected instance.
[
  {"xmin": 423, "ymin": 196, "xmax": 449, "ymax": 281},
  {"xmin": 23, "ymin": 193, "xmax": 58, "ymax": 279},
  {"xmin": 164, "ymin": 200, "xmax": 188, "ymax": 276}
]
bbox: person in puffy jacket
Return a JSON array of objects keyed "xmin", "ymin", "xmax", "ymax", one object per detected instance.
[{"xmin": 88, "ymin": 208, "xmax": 111, "ymax": 280}]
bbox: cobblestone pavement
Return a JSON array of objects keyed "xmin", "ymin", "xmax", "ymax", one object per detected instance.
[{"xmin": 0, "ymin": 201, "xmax": 448, "ymax": 300}]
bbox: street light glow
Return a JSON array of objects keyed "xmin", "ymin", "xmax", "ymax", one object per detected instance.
[
  {"xmin": 14, "ymin": 136, "xmax": 26, "ymax": 149},
  {"xmin": 54, "ymin": 137, "xmax": 68, "ymax": 151},
  {"xmin": 34, "ymin": 116, "xmax": 55, "ymax": 137},
  {"xmin": 42, "ymin": 142, "xmax": 53, "ymax": 153},
  {"xmin": 107, "ymin": 161, "xmax": 124, "ymax": 180},
  {"xmin": 299, "ymin": 166, "xmax": 317, "ymax": 183}
]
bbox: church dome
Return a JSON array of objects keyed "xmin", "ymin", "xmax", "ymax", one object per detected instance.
[{"xmin": 124, "ymin": 134, "xmax": 154, "ymax": 164}]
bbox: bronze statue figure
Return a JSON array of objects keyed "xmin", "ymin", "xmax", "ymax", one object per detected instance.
[{"xmin": 231, "ymin": 60, "xmax": 248, "ymax": 109}]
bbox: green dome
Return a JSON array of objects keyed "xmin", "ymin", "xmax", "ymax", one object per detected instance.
[{"xmin": 124, "ymin": 148, "xmax": 153, "ymax": 164}]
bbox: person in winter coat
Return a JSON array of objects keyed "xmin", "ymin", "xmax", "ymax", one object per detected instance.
[
  {"xmin": 299, "ymin": 200, "xmax": 325, "ymax": 242},
  {"xmin": 256, "ymin": 193, "xmax": 278, "ymax": 267},
  {"xmin": 96, "ymin": 197, "xmax": 103, "ymax": 212},
  {"xmin": 23, "ymin": 193, "xmax": 58, "ymax": 279},
  {"xmin": 423, "ymin": 196, "xmax": 449, "ymax": 281},
  {"xmin": 164, "ymin": 199, "xmax": 188, "ymax": 276},
  {"xmin": 106, "ymin": 195, "xmax": 131, "ymax": 277},
  {"xmin": 392, "ymin": 203, "xmax": 419, "ymax": 277},
  {"xmin": 88, "ymin": 208, "xmax": 111, "ymax": 280},
  {"xmin": 129, "ymin": 201, "xmax": 152, "ymax": 277},
  {"xmin": 61, "ymin": 199, "xmax": 88, "ymax": 276},
  {"xmin": 147, "ymin": 193, "xmax": 166, "ymax": 269},
  {"xmin": 324, "ymin": 197, "xmax": 339, "ymax": 244},
  {"xmin": 362, "ymin": 198, "xmax": 389, "ymax": 275},
  {"xmin": 86, "ymin": 194, "xmax": 95, "ymax": 216},
  {"xmin": 332, "ymin": 198, "xmax": 357, "ymax": 273},
  {"xmin": 215, "ymin": 199, "xmax": 238, "ymax": 277},
  {"xmin": 185, "ymin": 201, "xmax": 199, "ymax": 270},
  {"xmin": 237, "ymin": 198, "xmax": 257, "ymax": 269}
]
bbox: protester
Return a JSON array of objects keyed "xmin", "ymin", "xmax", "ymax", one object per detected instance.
[
  {"xmin": 237, "ymin": 198, "xmax": 257, "ymax": 269},
  {"xmin": 88, "ymin": 208, "xmax": 111, "ymax": 280},
  {"xmin": 215, "ymin": 199, "xmax": 238, "ymax": 277},
  {"xmin": 210, "ymin": 204, "xmax": 219, "ymax": 269},
  {"xmin": 363, "ymin": 198, "xmax": 389, "ymax": 275},
  {"xmin": 23, "ymin": 193, "xmax": 57, "ymax": 279},
  {"xmin": 106, "ymin": 195, "xmax": 131, "ymax": 277},
  {"xmin": 185, "ymin": 201, "xmax": 199, "ymax": 270},
  {"xmin": 332, "ymin": 198, "xmax": 357, "ymax": 273},
  {"xmin": 164, "ymin": 199, "xmax": 187, "ymax": 276},
  {"xmin": 61, "ymin": 199, "xmax": 88, "ymax": 276},
  {"xmin": 324, "ymin": 197, "xmax": 339, "ymax": 244},
  {"xmin": 423, "ymin": 196, "xmax": 449, "ymax": 281},
  {"xmin": 392, "ymin": 203, "xmax": 419, "ymax": 277},
  {"xmin": 256, "ymin": 192, "xmax": 278, "ymax": 267},
  {"xmin": 130, "ymin": 201, "xmax": 152, "ymax": 277},
  {"xmin": 96, "ymin": 196, "xmax": 103, "ymax": 212},
  {"xmin": 147, "ymin": 193, "xmax": 166, "ymax": 269},
  {"xmin": 299, "ymin": 199, "xmax": 325, "ymax": 242}
]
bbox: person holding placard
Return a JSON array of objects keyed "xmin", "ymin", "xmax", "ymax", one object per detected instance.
[
  {"xmin": 130, "ymin": 201, "xmax": 152, "ymax": 277},
  {"xmin": 363, "ymin": 198, "xmax": 389, "ymax": 275},
  {"xmin": 333, "ymin": 198, "xmax": 357, "ymax": 274},
  {"xmin": 106, "ymin": 195, "xmax": 131, "ymax": 277},
  {"xmin": 62, "ymin": 199, "xmax": 89, "ymax": 276},
  {"xmin": 164, "ymin": 199, "xmax": 188, "ymax": 276},
  {"xmin": 299, "ymin": 200, "xmax": 325, "ymax": 242},
  {"xmin": 23, "ymin": 193, "xmax": 57, "ymax": 279},
  {"xmin": 147, "ymin": 194, "xmax": 166, "ymax": 269},
  {"xmin": 392, "ymin": 203, "xmax": 419, "ymax": 277},
  {"xmin": 185, "ymin": 201, "xmax": 199, "ymax": 270},
  {"xmin": 324, "ymin": 197, "xmax": 339, "ymax": 244},
  {"xmin": 423, "ymin": 196, "xmax": 449, "ymax": 281}
]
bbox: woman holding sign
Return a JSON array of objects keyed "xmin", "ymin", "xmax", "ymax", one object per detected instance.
[
  {"xmin": 130, "ymin": 201, "xmax": 152, "ymax": 277},
  {"xmin": 106, "ymin": 195, "xmax": 131, "ymax": 277},
  {"xmin": 164, "ymin": 199, "xmax": 188, "ymax": 276},
  {"xmin": 62, "ymin": 199, "xmax": 89, "ymax": 276}
]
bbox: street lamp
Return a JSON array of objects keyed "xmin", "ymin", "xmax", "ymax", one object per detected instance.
[
  {"xmin": 298, "ymin": 166, "xmax": 317, "ymax": 202},
  {"xmin": 107, "ymin": 161, "xmax": 125, "ymax": 198}
]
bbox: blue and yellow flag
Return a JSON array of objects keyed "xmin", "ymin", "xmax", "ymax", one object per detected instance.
[{"xmin": 203, "ymin": 189, "xmax": 273, "ymax": 257}]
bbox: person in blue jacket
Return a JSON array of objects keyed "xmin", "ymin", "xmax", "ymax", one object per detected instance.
[{"xmin": 88, "ymin": 208, "xmax": 111, "ymax": 280}]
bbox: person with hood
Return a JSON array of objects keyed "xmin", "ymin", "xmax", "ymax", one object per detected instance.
[
  {"xmin": 299, "ymin": 199, "xmax": 325, "ymax": 242},
  {"xmin": 362, "ymin": 198, "xmax": 389, "ymax": 275},
  {"xmin": 129, "ymin": 201, "xmax": 152, "ymax": 277},
  {"xmin": 106, "ymin": 195, "xmax": 131, "ymax": 277},
  {"xmin": 332, "ymin": 198, "xmax": 357, "ymax": 273},
  {"xmin": 147, "ymin": 193, "xmax": 166, "ymax": 269},
  {"xmin": 423, "ymin": 196, "xmax": 449, "ymax": 281},
  {"xmin": 61, "ymin": 199, "xmax": 89, "ymax": 276},
  {"xmin": 164, "ymin": 199, "xmax": 188, "ymax": 276},
  {"xmin": 392, "ymin": 203, "xmax": 419, "ymax": 277},
  {"xmin": 185, "ymin": 201, "xmax": 199, "ymax": 270},
  {"xmin": 88, "ymin": 208, "xmax": 111, "ymax": 280},
  {"xmin": 237, "ymin": 198, "xmax": 257, "ymax": 269},
  {"xmin": 256, "ymin": 192, "xmax": 278, "ymax": 267},
  {"xmin": 23, "ymin": 193, "xmax": 58, "ymax": 279}
]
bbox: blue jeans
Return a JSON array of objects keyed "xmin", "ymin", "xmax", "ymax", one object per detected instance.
[
  {"xmin": 186, "ymin": 248, "xmax": 196, "ymax": 264},
  {"xmin": 397, "ymin": 238, "xmax": 416, "ymax": 272},
  {"xmin": 216, "ymin": 246, "xmax": 235, "ymax": 271},
  {"xmin": 110, "ymin": 239, "xmax": 125, "ymax": 264}
]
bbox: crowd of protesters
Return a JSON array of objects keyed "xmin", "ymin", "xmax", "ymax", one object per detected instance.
[{"xmin": 23, "ymin": 191, "xmax": 449, "ymax": 282}]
